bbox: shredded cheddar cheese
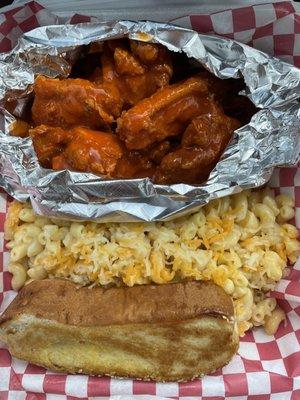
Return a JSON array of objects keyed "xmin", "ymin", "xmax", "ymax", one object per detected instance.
[{"xmin": 4, "ymin": 188, "xmax": 300, "ymax": 336}]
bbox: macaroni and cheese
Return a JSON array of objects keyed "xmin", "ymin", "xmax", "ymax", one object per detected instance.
[{"xmin": 4, "ymin": 189, "xmax": 300, "ymax": 336}]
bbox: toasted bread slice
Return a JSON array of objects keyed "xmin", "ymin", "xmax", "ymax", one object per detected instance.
[{"xmin": 0, "ymin": 279, "xmax": 238, "ymax": 381}]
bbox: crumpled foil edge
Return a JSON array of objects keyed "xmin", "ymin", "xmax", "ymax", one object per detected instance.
[{"xmin": 0, "ymin": 20, "xmax": 299, "ymax": 222}]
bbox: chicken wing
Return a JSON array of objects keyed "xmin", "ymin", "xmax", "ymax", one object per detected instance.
[
  {"xmin": 114, "ymin": 152, "xmax": 156, "ymax": 179},
  {"xmin": 52, "ymin": 155, "xmax": 72, "ymax": 170},
  {"xmin": 30, "ymin": 125, "xmax": 124, "ymax": 176},
  {"xmin": 100, "ymin": 40, "xmax": 173, "ymax": 108},
  {"xmin": 146, "ymin": 140, "xmax": 173, "ymax": 165},
  {"xmin": 59, "ymin": 128, "xmax": 124, "ymax": 176},
  {"xmin": 28, "ymin": 39, "xmax": 253, "ymax": 185},
  {"xmin": 31, "ymin": 124, "xmax": 155, "ymax": 179},
  {"xmin": 181, "ymin": 101, "xmax": 241, "ymax": 148},
  {"xmin": 129, "ymin": 41, "xmax": 159, "ymax": 63},
  {"xmin": 58, "ymin": 136, "xmax": 156, "ymax": 179},
  {"xmin": 114, "ymin": 47, "xmax": 146, "ymax": 76},
  {"xmin": 154, "ymin": 103, "xmax": 240, "ymax": 184},
  {"xmin": 9, "ymin": 120, "xmax": 30, "ymax": 138},
  {"xmin": 129, "ymin": 40, "xmax": 173, "ymax": 89},
  {"xmin": 117, "ymin": 75, "xmax": 215, "ymax": 150},
  {"xmin": 115, "ymin": 140, "xmax": 173, "ymax": 179},
  {"xmin": 32, "ymin": 76, "xmax": 122, "ymax": 129},
  {"xmin": 114, "ymin": 140, "xmax": 172, "ymax": 179},
  {"xmin": 30, "ymin": 125, "xmax": 74, "ymax": 168},
  {"xmin": 154, "ymin": 147, "xmax": 216, "ymax": 184}
]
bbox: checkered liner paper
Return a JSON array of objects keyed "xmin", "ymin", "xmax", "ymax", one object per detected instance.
[{"xmin": 0, "ymin": 1, "xmax": 300, "ymax": 399}]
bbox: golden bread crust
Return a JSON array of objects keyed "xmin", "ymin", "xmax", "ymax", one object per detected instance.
[
  {"xmin": 0, "ymin": 279, "xmax": 238, "ymax": 381},
  {"xmin": 0, "ymin": 279, "xmax": 234, "ymax": 326}
]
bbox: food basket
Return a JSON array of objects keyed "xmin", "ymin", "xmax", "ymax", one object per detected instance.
[{"xmin": 0, "ymin": 1, "xmax": 300, "ymax": 398}]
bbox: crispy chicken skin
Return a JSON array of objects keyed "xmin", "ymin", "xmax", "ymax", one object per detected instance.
[
  {"xmin": 115, "ymin": 153, "xmax": 155, "ymax": 179},
  {"xmin": 145, "ymin": 140, "xmax": 173, "ymax": 164},
  {"xmin": 30, "ymin": 125, "xmax": 124, "ymax": 176},
  {"xmin": 114, "ymin": 47, "xmax": 146, "ymax": 75},
  {"xmin": 154, "ymin": 102, "xmax": 241, "ymax": 184},
  {"xmin": 31, "ymin": 125, "xmax": 155, "ymax": 178},
  {"xmin": 181, "ymin": 101, "xmax": 241, "ymax": 148},
  {"xmin": 117, "ymin": 75, "xmax": 216, "ymax": 150},
  {"xmin": 101, "ymin": 40, "xmax": 173, "ymax": 108},
  {"xmin": 130, "ymin": 41, "xmax": 160, "ymax": 63},
  {"xmin": 58, "ymin": 128, "xmax": 124, "ymax": 176},
  {"xmin": 29, "ymin": 125, "xmax": 74, "ymax": 168},
  {"xmin": 52, "ymin": 155, "xmax": 72, "ymax": 170},
  {"xmin": 9, "ymin": 120, "xmax": 30, "ymax": 138},
  {"xmin": 155, "ymin": 148, "xmax": 216, "ymax": 184},
  {"xmin": 59, "ymin": 140, "xmax": 155, "ymax": 179},
  {"xmin": 32, "ymin": 76, "xmax": 122, "ymax": 129}
]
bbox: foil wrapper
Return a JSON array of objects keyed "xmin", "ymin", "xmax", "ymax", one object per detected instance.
[{"xmin": 0, "ymin": 20, "xmax": 299, "ymax": 222}]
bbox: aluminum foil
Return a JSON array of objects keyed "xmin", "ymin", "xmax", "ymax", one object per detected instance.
[{"xmin": 0, "ymin": 20, "xmax": 299, "ymax": 222}]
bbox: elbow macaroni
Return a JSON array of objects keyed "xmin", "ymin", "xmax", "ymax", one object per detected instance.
[
  {"xmin": 264, "ymin": 307, "xmax": 286, "ymax": 335},
  {"xmin": 8, "ymin": 263, "xmax": 27, "ymax": 290},
  {"xmin": 4, "ymin": 188, "xmax": 300, "ymax": 337}
]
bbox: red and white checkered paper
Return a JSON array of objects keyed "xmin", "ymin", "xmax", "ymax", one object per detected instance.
[{"xmin": 0, "ymin": 1, "xmax": 300, "ymax": 399}]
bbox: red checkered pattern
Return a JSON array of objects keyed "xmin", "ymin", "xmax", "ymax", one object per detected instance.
[
  {"xmin": 0, "ymin": 1, "xmax": 300, "ymax": 398},
  {"xmin": 176, "ymin": 1, "xmax": 300, "ymax": 68}
]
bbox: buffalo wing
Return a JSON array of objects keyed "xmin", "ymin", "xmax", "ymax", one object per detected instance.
[
  {"xmin": 27, "ymin": 39, "xmax": 254, "ymax": 185},
  {"xmin": 58, "ymin": 128, "xmax": 124, "ymax": 176},
  {"xmin": 30, "ymin": 125, "xmax": 74, "ymax": 168},
  {"xmin": 100, "ymin": 40, "xmax": 173, "ymax": 108},
  {"xmin": 32, "ymin": 76, "xmax": 122, "ymax": 129},
  {"xmin": 30, "ymin": 125, "xmax": 123, "ymax": 176},
  {"xmin": 31, "ymin": 125, "xmax": 155, "ymax": 179},
  {"xmin": 154, "ymin": 103, "xmax": 241, "ymax": 184},
  {"xmin": 117, "ymin": 75, "xmax": 217, "ymax": 150},
  {"xmin": 181, "ymin": 101, "xmax": 241, "ymax": 147}
]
